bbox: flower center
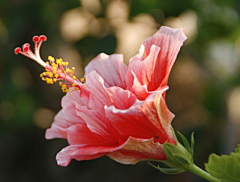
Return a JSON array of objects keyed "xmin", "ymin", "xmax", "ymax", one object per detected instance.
[{"xmin": 14, "ymin": 35, "xmax": 85, "ymax": 92}]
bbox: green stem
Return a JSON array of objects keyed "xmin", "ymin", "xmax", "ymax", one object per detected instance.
[{"xmin": 189, "ymin": 164, "xmax": 221, "ymax": 182}]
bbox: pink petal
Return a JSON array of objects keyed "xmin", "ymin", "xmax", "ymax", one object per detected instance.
[
  {"xmin": 56, "ymin": 145, "xmax": 108, "ymax": 166},
  {"xmin": 85, "ymin": 70, "xmax": 112, "ymax": 111},
  {"xmin": 105, "ymin": 86, "xmax": 137, "ymax": 109},
  {"xmin": 105, "ymin": 89, "xmax": 175, "ymax": 144},
  {"xmin": 67, "ymin": 124, "xmax": 118, "ymax": 146},
  {"xmin": 73, "ymin": 105, "xmax": 113, "ymax": 136},
  {"xmin": 45, "ymin": 110, "xmax": 80, "ymax": 139},
  {"xmin": 127, "ymin": 45, "xmax": 161, "ymax": 100},
  {"xmin": 127, "ymin": 26, "xmax": 187, "ymax": 99},
  {"xmin": 56, "ymin": 136, "xmax": 165, "ymax": 166},
  {"xmin": 107, "ymin": 137, "xmax": 165, "ymax": 164},
  {"xmin": 85, "ymin": 53, "xmax": 128, "ymax": 88},
  {"xmin": 45, "ymin": 90, "xmax": 87, "ymax": 139},
  {"xmin": 86, "ymin": 70, "xmax": 137, "ymax": 110}
]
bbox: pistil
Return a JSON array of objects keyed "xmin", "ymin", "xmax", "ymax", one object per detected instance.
[{"xmin": 14, "ymin": 35, "xmax": 84, "ymax": 92}]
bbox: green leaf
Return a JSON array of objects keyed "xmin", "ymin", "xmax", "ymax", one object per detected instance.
[
  {"xmin": 205, "ymin": 152, "xmax": 240, "ymax": 182},
  {"xmin": 235, "ymin": 144, "xmax": 240, "ymax": 153}
]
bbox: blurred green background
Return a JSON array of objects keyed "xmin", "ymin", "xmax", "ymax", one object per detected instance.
[{"xmin": 1, "ymin": 0, "xmax": 240, "ymax": 181}]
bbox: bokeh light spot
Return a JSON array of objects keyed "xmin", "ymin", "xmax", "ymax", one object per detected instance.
[{"xmin": 33, "ymin": 108, "xmax": 55, "ymax": 129}]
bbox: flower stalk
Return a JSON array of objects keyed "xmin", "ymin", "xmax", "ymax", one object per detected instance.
[{"xmin": 189, "ymin": 164, "xmax": 221, "ymax": 182}]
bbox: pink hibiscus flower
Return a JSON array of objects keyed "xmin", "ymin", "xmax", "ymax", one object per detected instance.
[{"xmin": 15, "ymin": 26, "xmax": 186, "ymax": 166}]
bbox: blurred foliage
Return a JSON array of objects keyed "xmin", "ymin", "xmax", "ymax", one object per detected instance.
[{"xmin": 0, "ymin": 0, "xmax": 240, "ymax": 181}]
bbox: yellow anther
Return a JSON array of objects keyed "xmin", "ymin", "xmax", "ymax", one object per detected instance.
[
  {"xmin": 46, "ymin": 78, "xmax": 54, "ymax": 84},
  {"xmin": 48, "ymin": 56, "xmax": 55, "ymax": 62},
  {"xmin": 66, "ymin": 68, "xmax": 70, "ymax": 73},
  {"xmin": 40, "ymin": 55, "xmax": 81, "ymax": 93},
  {"xmin": 48, "ymin": 72, "xmax": 53, "ymax": 77},
  {"xmin": 56, "ymin": 58, "xmax": 63, "ymax": 64},
  {"xmin": 52, "ymin": 67, "xmax": 56, "ymax": 74},
  {"xmin": 80, "ymin": 78, "xmax": 85, "ymax": 83},
  {"xmin": 61, "ymin": 84, "xmax": 69, "ymax": 92}
]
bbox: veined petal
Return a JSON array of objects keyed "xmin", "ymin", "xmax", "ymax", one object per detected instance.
[
  {"xmin": 107, "ymin": 137, "xmax": 165, "ymax": 164},
  {"xmin": 45, "ymin": 109, "xmax": 82, "ymax": 139},
  {"xmin": 56, "ymin": 145, "xmax": 108, "ymax": 166},
  {"xmin": 127, "ymin": 26, "xmax": 187, "ymax": 99},
  {"xmin": 86, "ymin": 70, "xmax": 112, "ymax": 111},
  {"xmin": 86, "ymin": 70, "xmax": 137, "ymax": 110},
  {"xmin": 105, "ymin": 86, "xmax": 137, "ymax": 110},
  {"xmin": 105, "ymin": 90, "xmax": 175, "ymax": 144},
  {"xmin": 67, "ymin": 124, "xmax": 118, "ymax": 146},
  {"xmin": 46, "ymin": 90, "xmax": 86, "ymax": 139},
  {"xmin": 85, "ymin": 53, "xmax": 128, "ymax": 88},
  {"xmin": 127, "ymin": 45, "xmax": 160, "ymax": 99},
  {"xmin": 56, "ymin": 136, "xmax": 165, "ymax": 166}
]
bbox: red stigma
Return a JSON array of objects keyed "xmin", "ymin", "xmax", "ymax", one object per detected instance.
[
  {"xmin": 23, "ymin": 43, "xmax": 30, "ymax": 48},
  {"xmin": 33, "ymin": 36, "xmax": 40, "ymax": 42},
  {"xmin": 14, "ymin": 47, "xmax": 21, "ymax": 54},
  {"xmin": 23, "ymin": 46, "xmax": 29, "ymax": 52},
  {"xmin": 40, "ymin": 35, "xmax": 47, "ymax": 41}
]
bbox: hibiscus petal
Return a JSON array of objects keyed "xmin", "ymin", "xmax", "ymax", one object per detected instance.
[
  {"xmin": 67, "ymin": 124, "xmax": 118, "ymax": 146},
  {"xmin": 127, "ymin": 45, "xmax": 161, "ymax": 99},
  {"xmin": 107, "ymin": 137, "xmax": 165, "ymax": 164},
  {"xmin": 127, "ymin": 26, "xmax": 187, "ymax": 99},
  {"xmin": 105, "ymin": 86, "xmax": 137, "ymax": 109},
  {"xmin": 86, "ymin": 70, "xmax": 137, "ymax": 110},
  {"xmin": 74, "ymin": 105, "xmax": 112, "ymax": 136},
  {"xmin": 85, "ymin": 53, "xmax": 128, "ymax": 88},
  {"xmin": 45, "ymin": 109, "xmax": 81, "ymax": 139},
  {"xmin": 56, "ymin": 136, "xmax": 165, "ymax": 166},
  {"xmin": 46, "ymin": 90, "xmax": 87, "ymax": 139},
  {"xmin": 80, "ymin": 71, "xmax": 137, "ymax": 135},
  {"xmin": 105, "ymin": 90, "xmax": 175, "ymax": 144},
  {"xmin": 85, "ymin": 70, "xmax": 112, "ymax": 111},
  {"xmin": 56, "ymin": 145, "xmax": 108, "ymax": 166}
]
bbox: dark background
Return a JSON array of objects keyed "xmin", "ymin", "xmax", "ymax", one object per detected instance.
[{"xmin": 1, "ymin": 0, "xmax": 240, "ymax": 181}]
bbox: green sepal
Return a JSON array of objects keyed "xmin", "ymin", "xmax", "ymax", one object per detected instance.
[
  {"xmin": 148, "ymin": 162, "xmax": 184, "ymax": 174},
  {"xmin": 149, "ymin": 130, "xmax": 195, "ymax": 175},
  {"xmin": 205, "ymin": 149, "xmax": 240, "ymax": 182},
  {"xmin": 163, "ymin": 142, "xmax": 193, "ymax": 171},
  {"xmin": 176, "ymin": 131, "xmax": 194, "ymax": 156},
  {"xmin": 190, "ymin": 132, "xmax": 195, "ymax": 156}
]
